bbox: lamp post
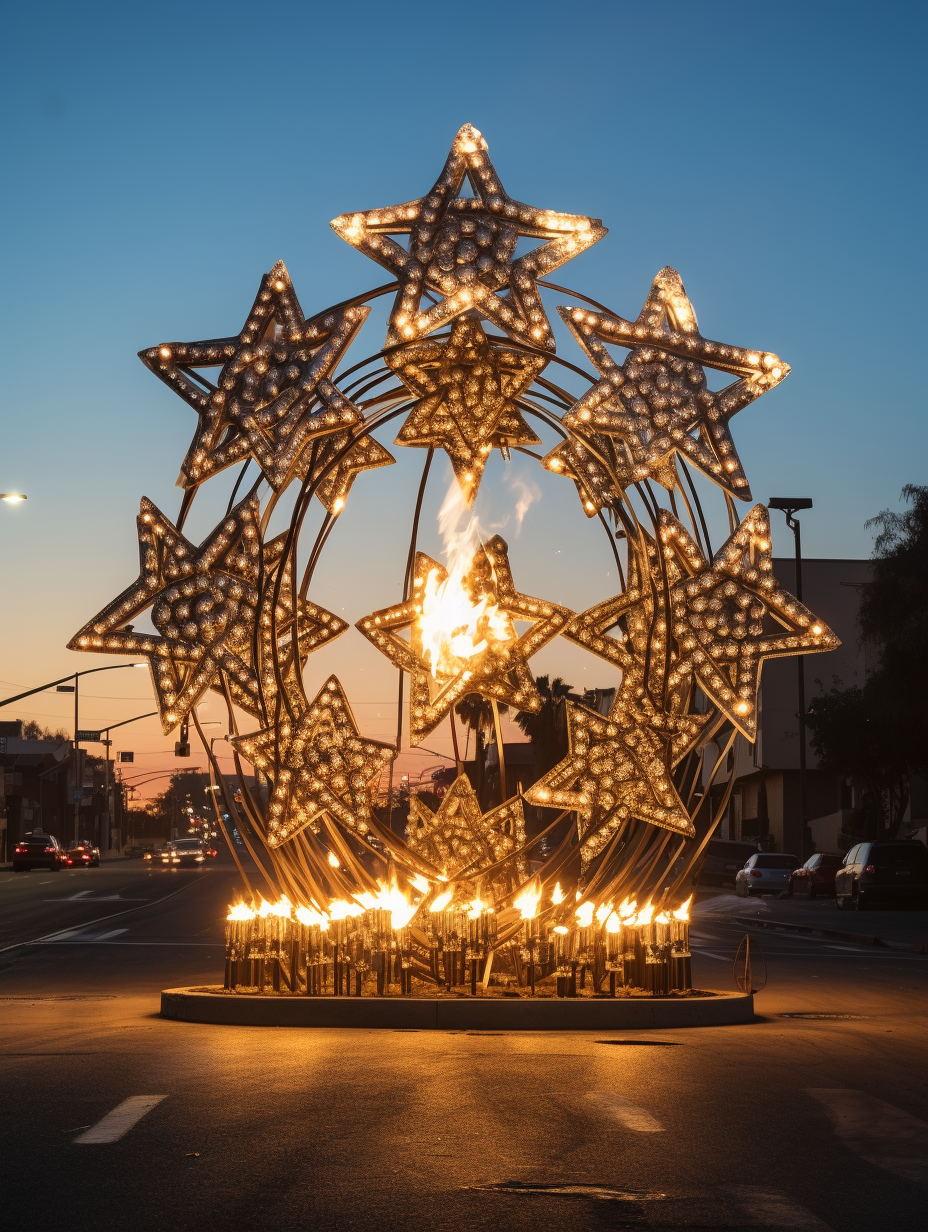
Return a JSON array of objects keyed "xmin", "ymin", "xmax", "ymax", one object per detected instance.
[
  {"xmin": 769, "ymin": 497, "xmax": 813, "ymax": 859},
  {"xmin": 92, "ymin": 711, "xmax": 158, "ymax": 857},
  {"xmin": 0, "ymin": 663, "xmax": 148, "ymax": 843},
  {"xmin": 0, "ymin": 493, "xmax": 28, "ymax": 504}
]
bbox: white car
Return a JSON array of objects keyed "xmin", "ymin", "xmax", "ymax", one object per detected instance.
[{"xmin": 735, "ymin": 853, "xmax": 801, "ymax": 897}]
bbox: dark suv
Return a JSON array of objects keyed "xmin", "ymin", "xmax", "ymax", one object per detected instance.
[
  {"xmin": 836, "ymin": 840, "xmax": 928, "ymax": 910},
  {"xmin": 12, "ymin": 833, "xmax": 64, "ymax": 872}
]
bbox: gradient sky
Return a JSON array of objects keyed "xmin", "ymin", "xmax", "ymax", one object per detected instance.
[{"xmin": 1, "ymin": 1, "xmax": 925, "ymax": 797}]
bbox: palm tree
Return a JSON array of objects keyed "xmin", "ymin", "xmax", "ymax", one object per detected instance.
[
  {"xmin": 454, "ymin": 694, "xmax": 507, "ymax": 809},
  {"xmin": 513, "ymin": 675, "xmax": 574, "ymax": 781}
]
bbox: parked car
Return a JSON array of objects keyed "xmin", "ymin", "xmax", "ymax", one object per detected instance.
[
  {"xmin": 789, "ymin": 852, "xmax": 843, "ymax": 898},
  {"xmin": 735, "ymin": 853, "xmax": 801, "ymax": 897},
  {"xmin": 65, "ymin": 844, "xmax": 99, "ymax": 868},
  {"xmin": 836, "ymin": 840, "xmax": 928, "ymax": 910},
  {"xmin": 12, "ymin": 832, "xmax": 64, "ymax": 872},
  {"xmin": 699, "ymin": 840, "xmax": 760, "ymax": 887},
  {"xmin": 158, "ymin": 839, "xmax": 207, "ymax": 867}
]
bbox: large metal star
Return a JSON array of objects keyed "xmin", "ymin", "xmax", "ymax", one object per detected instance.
[
  {"xmin": 291, "ymin": 427, "xmax": 396, "ymax": 516},
  {"xmin": 541, "ymin": 432, "xmax": 627, "ymax": 518},
  {"xmin": 660, "ymin": 506, "xmax": 840, "ymax": 739},
  {"xmin": 406, "ymin": 773, "xmax": 526, "ymax": 881},
  {"xmin": 356, "ymin": 535, "xmax": 572, "ymax": 746},
  {"xmin": 558, "ymin": 267, "xmax": 790, "ymax": 499},
  {"xmin": 388, "ymin": 316, "xmax": 544, "ymax": 506},
  {"xmin": 68, "ymin": 496, "xmax": 265, "ymax": 732},
  {"xmin": 523, "ymin": 698, "xmax": 693, "ymax": 869},
  {"xmin": 139, "ymin": 260, "xmax": 368, "ymax": 491},
  {"xmin": 232, "ymin": 676, "xmax": 394, "ymax": 847},
  {"xmin": 331, "ymin": 124, "xmax": 605, "ymax": 351}
]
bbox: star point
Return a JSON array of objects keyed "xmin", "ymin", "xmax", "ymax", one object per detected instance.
[{"xmin": 406, "ymin": 773, "xmax": 526, "ymax": 881}]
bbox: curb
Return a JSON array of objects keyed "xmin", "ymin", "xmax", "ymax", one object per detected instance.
[
  {"xmin": 702, "ymin": 912, "xmax": 926, "ymax": 953},
  {"xmin": 160, "ymin": 987, "xmax": 754, "ymax": 1030}
]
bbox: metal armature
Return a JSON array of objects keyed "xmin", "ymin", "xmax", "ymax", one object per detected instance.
[{"xmin": 68, "ymin": 123, "xmax": 839, "ymax": 999}]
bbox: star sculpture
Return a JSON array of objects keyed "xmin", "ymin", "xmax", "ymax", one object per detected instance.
[
  {"xmin": 659, "ymin": 506, "xmax": 840, "ymax": 739},
  {"xmin": 331, "ymin": 123, "xmax": 606, "ymax": 351},
  {"xmin": 406, "ymin": 774, "xmax": 526, "ymax": 881},
  {"xmin": 68, "ymin": 496, "xmax": 265, "ymax": 733},
  {"xmin": 357, "ymin": 535, "xmax": 572, "ymax": 745},
  {"xmin": 139, "ymin": 260, "xmax": 369, "ymax": 491},
  {"xmin": 223, "ymin": 531, "xmax": 349, "ymax": 721},
  {"xmin": 291, "ymin": 426, "xmax": 396, "ymax": 515},
  {"xmin": 557, "ymin": 267, "xmax": 790, "ymax": 499},
  {"xmin": 541, "ymin": 432, "xmax": 625, "ymax": 518},
  {"xmin": 523, "ymin": 698, "xmax": 694, "ymax": 869},
  {"xmin": 387, "ymin": 316, "xmax": 544, "ymax": 505},
  {"xmin": 232, "ymin": 676, "xmax": 394, "ymax": 847}
]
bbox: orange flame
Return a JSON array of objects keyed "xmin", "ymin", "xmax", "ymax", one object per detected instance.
[{"xmin": 672, "ymin": 895, "xmax": 693, "ymax": 922}]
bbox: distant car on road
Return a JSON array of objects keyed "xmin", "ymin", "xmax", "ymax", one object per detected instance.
[
  {"xmin": 12, "ymin": 833, "xmax": 64, "ymax": 872},
  {"xmin": 699, "ymin": 840, "xmax": 760, "ymax": 887},
  {"xmin": 735, "ymin": 853, "xmax": 801, "ymax": 897},
  {"xmin": 158, "ymin": 839, "xmax": 207, "ymax": 867},
  {"xmin": 66, "ymin": 843, "xmax": 100, "ymax": 868},
  {"xmin": 836, "ymin": 840, "xmax": 928, "ymax": 911},
  {"xmin": 789, "ymin": 852, "xmax": 843, "ymax": 898}
]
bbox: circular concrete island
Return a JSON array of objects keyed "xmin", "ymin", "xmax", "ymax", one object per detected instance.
[{"xmin": 161, "ymin": 988, "xmax": 753, "ymax": 1030}]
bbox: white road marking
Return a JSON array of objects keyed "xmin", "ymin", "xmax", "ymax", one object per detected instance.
[
  {"xmin": 692, "ymin": 949, "xmax": 730, "ymax": 961},
  {"xmin": 731, "ymin": 1186, "xmax": 835, "ymax": 1228},
  {"xmin": 74, "ymin": 1095, "xmax": 167, "ymax": 1144},
  {"xmin": 808, "ymin": 1089, "xmax": 928, "ymax": 1191},
  {"xmin": 69, "ymin": 891, "xmax": 93, "ymax": 900},
  {"xmin": 94, "ymin": 929, "xmax": 128, "ymax": 941},
  {"xmin": 586, "ymin": 1091, "xmax": 664, "ymax": 1132}
]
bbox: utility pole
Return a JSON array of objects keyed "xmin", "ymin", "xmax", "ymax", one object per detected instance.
[{"xmin": 769, "ymin": 497, "xmax": 814, "ymax": 859}]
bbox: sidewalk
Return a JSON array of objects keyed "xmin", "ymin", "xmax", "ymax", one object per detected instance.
[{"xmin": 695, "ymin": 890, "xmax": 928, "ymax": 953}]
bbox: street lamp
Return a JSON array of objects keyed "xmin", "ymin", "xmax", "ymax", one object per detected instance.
[
  {"xmin": 0, "ymin": 493, "xmax": 27, "ymax": 503},
  {"xmin": 769, "ymin": 496, "xmax": 814, "ymax": 858}
]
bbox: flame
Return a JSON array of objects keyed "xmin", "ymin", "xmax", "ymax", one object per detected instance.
[
  {"xmin": 327, "ymin": 851, "xmax": 340, "ymax": 869},
  {"xmin": 635, "ymin": 902, "xmax": 654, "ymax": 927},
  {"xmin": 467, "ymin": 897, "xmax": 485, "ymax": 920},
  {"xmin": 604, "ymin": 911, "xmax": 622, "ymax": 934},
  {"xmin": 430, "ymin": 888, "xmax": 454, "ymax": 912},
  {"xmin": 552, "ymin": 925, "xmax": 569, "ymax": 935},
  {"xmin": 415, "ymin": 481, "xmax": 515, "ymax": 681},
  {"xmin": 295, "ymin": 905, "xmax": 329, "ymax": 928},
  {"xmin": 227, "ymin": 902, "xmax": 256, "ymax": 921},
  {"xmin": 672, "ymin": 895, "xmax": 692, "ymax": 922},
  {"xmin": 330, "ymin": 899, "xmax": 365, "ymax": 920},
  {"xmin": 257, "ymin": 896, "xmax": 292, "ymax": 919},
  {"xmin": 410, "ymin": 874, "xmax": 431, "ymax": 894},
  {"xmin": 618, "ymin": 897, "xmax": 637, "ymax": 920},
  {"xmin": 575, "ymin": 900, "xmax": 595, "ymax": 928},
  {"xmin": 595, "ymin": 902, "xmax": 613, "ymax": 925},
  {"xmin": 514, "ymin": 881, "xmax": 542, "ymax": 920},
  {"xmin": 551, "ymin": 881, "xmax": 565, "ymax": 904},
  {"xmin": 354, "ymin": 879, "xmax": 417, "ymax": 930},
  {"xmin": 655, "ymin": 911, "xmax": 670, "ymax": 925}
]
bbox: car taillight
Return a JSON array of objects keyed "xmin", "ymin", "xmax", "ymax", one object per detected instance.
[
  {"xmin": 45, "ymin": 846, "xmax": 57, "ymax": 853},
  {"xmin": 750, "ymin": 870, "xmax": 762, "ymax": 877},
  {"xmin": 144, "ymin": 853, "xmax": 152, "ymax": 860},
  {"xmin": 864, "ymin": 864, "xmax": 876, "ymax": 874},
  {"xmin": 14, "ymin": 846, "xmax": 26, "ymax": 854}
]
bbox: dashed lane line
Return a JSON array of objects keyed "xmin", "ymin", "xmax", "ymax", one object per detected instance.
[
  {"xmin": 808, "ymin": 1089, "xmax": 928, "ymax": 1191},
  {"xmin": 74, "ymin": 1096, "xmax": 167, "ymax": 1144},
  {"xmin": 731, "ymin": 1186, "xmax": 836, "ymax": 1229}
]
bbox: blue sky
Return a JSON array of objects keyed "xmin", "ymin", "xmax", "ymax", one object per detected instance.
[{"xmin": 1, "ymin": 1, "xmax": 925, "ymax": 790}]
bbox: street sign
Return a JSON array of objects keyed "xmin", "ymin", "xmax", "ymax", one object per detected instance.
[
  {"xmin": 76, "ymin": 730, "xmax": 102, "ymax": 742},
  {"xmin": 118, "ymin": 751, "xmax": 134, "ymax": 763}
]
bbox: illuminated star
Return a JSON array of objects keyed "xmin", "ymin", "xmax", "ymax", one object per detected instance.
[
  {"xmin": 388, "ymin": 316, "xmax": 543, "ymax": 505},
  {"xmin": 67, "ymin": 496, "xmax": 265, "ymax": 733},
  {"xmin": 659, "ymin": 506, "xmax": 840, "ymax": 739},
  {"xmin": 558, "ymin": 267, "xmax": 790, "ymax": 499},
  {"xmin": 232, "ymin": 676, "xmax": 394, "ymax": 847},
  {"xmin": 406, "ymin": 773, "xmax": 526, "ymax": 881},
  {"xmin": 291, "ymin": 427, "xmax": 396, "ymax": 516},
  {"xmin": 523, "ymin": 699, "xmax": 694, "ymax": 869},
  {"xmin": 356, "ymin": 535, "xmax": 572, "ymax": 746},
  {"xmin": 541, "ymin": 433, "xmax": 626, "ymax": 518},
  {"xmin": 331, "ymin": 123, "xmax": 606, "ymax": 351},
  {"xmin": 139, "ymin": 260, "xmax": 369, "ymax": 491}
]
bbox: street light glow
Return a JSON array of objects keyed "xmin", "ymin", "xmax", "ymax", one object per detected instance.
[{"xmin": 0, "ymin": 493, "xmax": 27, "ymax": 503}]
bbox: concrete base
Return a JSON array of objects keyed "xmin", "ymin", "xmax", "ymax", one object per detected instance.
[{"xmin": 160, "ymin": 987, "xmax": 753, "ymax": 1030}]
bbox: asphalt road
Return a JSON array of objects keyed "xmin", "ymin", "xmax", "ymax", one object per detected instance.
[{"xmin": 1, "ymin": 861, "xmax": 926, "ymax": 1232}]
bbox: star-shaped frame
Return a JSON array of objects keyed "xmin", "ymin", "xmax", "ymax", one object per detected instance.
[
  {"xmin": 356, "ymin": 535, "xmax": 572, "ymax": 745},
  {"xmin": 523, "ymin": 699, "xmax": 694, "ymax": 869},
  {"xmin": 659, "ymin": 506, "xmax": 840, "ymax": 739},
  {"xmin": 541, "ymin": 432, "xmax": 627, "ymax": 518},
  {"xmin": 68, "ymin": 496, "xmax": 265, "ymax": 732},
  {"xmin": 388, "ymin": 316, "xmax": 544, "ymax": 505},
  {"xmin": 558, "ymin": 267, "xmax": 790, "ymax": 499},
  {"xmin": 331, "ymin": 123, "xmax": 606, "ymax": 351},
  {"xmin": 232, "ymin": 676, "xmax": 394, "ymax": 847},
  {"xmin": 139, "ymin": 260, "xmax": 369, "ymax": 491},
  {"xmin": 292, "ymin": 427, "xmax": 396, "ymax": 515},
  {"xmin": 406, "ymin": 773, "xmax": 526, "ymax": 881}
]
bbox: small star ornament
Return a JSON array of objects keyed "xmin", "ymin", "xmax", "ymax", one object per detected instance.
[
  {"xmin": 659, "ymin": 506, "xmax": 840, "ymax": 738},
  {"xmin": 357, "ymin": 535, "xmax": 572, "ymax": 745},
  {"xmin": 139, "ymin": 261, "xmax": 368, "ymax": 491},
  {"xmin": 388, "ymin": 316, "xmax": 543, "ymax": 505},
  {"xmin": 331, "ymin": 124, "xmax": 605, "ymax": 351},
  {"xmin": 232, "ymin": 676, "xmax": 394, "ymax": 847},
  {"xmin": 524, "ymin": 699, "xmax": 693, "ymax": 869},
  {"xmin": 558, "ymin": 268, "xmax": 790, "ymax": 499},
  {"xmin": 406, "ymin": 774, "xmax": 526, "ymax": 880},
  {"xmin": 68, "ymin": 496, "xmax": 265, "ymax": 732}
]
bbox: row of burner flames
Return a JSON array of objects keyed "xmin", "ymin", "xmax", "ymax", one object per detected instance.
[{"xmin": 223, "ymin": 911, "xmax": 693, "ymax": 998}]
